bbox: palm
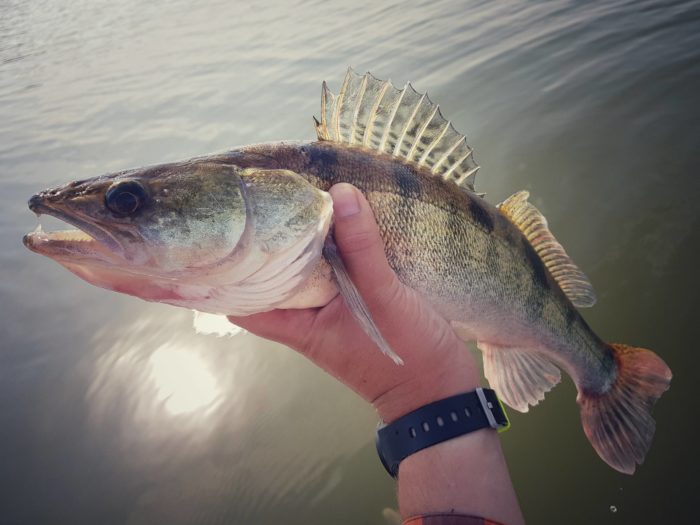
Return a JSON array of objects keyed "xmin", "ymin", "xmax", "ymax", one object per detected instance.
[{"xmin": 229, "ymin": 281, "xmax": 477, "ymax": 421}]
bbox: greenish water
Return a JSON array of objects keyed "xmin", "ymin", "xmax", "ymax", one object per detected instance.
[{"xmin": 1, "ymin": 0, "xmax": 698, "ymax": 523}]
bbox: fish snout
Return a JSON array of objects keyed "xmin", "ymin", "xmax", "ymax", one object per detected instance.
[
  {"xmin": 28, "ymin": 192, "xmax": 49, "ymax": 213},
  {"xmin": 28, "ymin": 180, "xmax": 94, "ymax": 213},
  {"xmin": 28, "ymin": 189, "xmax": 64, "ymax": 214}
]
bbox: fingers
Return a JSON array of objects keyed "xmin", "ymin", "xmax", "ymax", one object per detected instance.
[{"xmin": 329, "ymin": 183, "xmax": 402, "ymax": 309}]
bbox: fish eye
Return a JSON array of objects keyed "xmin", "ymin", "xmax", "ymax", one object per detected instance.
[{"xmin": 105, "ymin": 180, "xmax": 148, "ymax": 216}]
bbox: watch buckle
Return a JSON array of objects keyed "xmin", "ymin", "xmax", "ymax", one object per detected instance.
[{"xmin": 476, "ymin": 387, "xmax": 510, "ymax": 433}]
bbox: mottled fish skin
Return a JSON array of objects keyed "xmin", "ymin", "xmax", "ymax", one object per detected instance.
[{"xmin": 220, "ymin": 141, "xmax": 614, "ymax": 392}]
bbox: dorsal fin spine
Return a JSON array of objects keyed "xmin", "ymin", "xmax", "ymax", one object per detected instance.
[
  {"xmin": 393, "ymin": 90, "xmax": 426, "ymax": 156},
  {"xmin": 320, "ymin": 82, "xmax": 328, "ymax": 139},
  {"xmin": 407, "ymin": 103, "xmax": 439, "ymax": 161},
  {"xmin": 443, "ymin": 149, "xmax": 474, "ymax": 180},
  {"xmin": 419, "ymin": 119, "xmax": 450, "ymax": 165},
  {"xmin": 432, "ymin": 135, "xmax": 465, "ymax": 174},
  {"xmin": 318, "ymin": 70, "xmax": 481, "ymax": 193},
  {"xmin": 379, "ymin": 82, "xmax": 408, "ymax": 152},
  {"xmin": 317, "ymin": 82, "xmax": 332, "ymax": 140},
  {"xmin": 332, "ymin": 73, "xmax": 351, "ymax": 141},
  {"xmin": 457, "ymin": 165, "xmax": 480, "ymax": 187},
  {"xmin": 349, "ymin": 75, "xmax": 368, "ymax": 145},
  {"xmin": 362, "ymin": 80, "xmax": 390, "ymax": 148}
]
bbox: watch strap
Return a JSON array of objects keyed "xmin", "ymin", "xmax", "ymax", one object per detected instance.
[{"xmin": 375, "ymin": 388, "xmax": 510, "ymax": 477}]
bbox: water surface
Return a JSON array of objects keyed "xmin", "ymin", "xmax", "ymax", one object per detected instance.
[{"xmin": 1, "ymin": 0, "xmax": 698, "ymax": 523}]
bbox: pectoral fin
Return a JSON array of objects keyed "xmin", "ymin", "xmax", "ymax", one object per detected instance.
[{"xmin": 322, "ymin": 236, "xmax": 404, "ymax": 365}]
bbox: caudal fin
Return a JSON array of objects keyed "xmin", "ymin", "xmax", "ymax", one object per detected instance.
[{"xmin": 578, "ymin": 343, "xmax": 672, "ymax": 474}]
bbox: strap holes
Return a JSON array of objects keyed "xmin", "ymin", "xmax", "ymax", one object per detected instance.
[
  {"xmin": 409, "ymin": 427, "xmax": 417, "ymax": 438},
  {"xmin": 436, "ymin": 416, "xmax": 444, "ymax": 427},
  {"xmin": 450, "ymin": 411, "xmax": 458, "ymax": 422},
  {"xmin": 422, "ymin": 422, "xmax": 430, "ymax": 432},
  {"xmin": 464, "ymin": 408, "xmax": 471, "ymax": 417}
]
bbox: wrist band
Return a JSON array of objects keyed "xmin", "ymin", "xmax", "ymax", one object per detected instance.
[{"xmin": 375, "ymin": 388, "xmax": 510, "ymax": 478}]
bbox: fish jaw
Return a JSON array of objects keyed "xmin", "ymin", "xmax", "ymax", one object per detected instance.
[
  {"xmin": 24, "ymin": 190, "xmax": 125, "ymax": 265},
  {"xmin": 23, "ymin": 194, "xmax": 186, "ymax": 302}
]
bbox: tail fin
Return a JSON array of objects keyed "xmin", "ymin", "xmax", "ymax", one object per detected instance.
[{"xmin": 578, "ymin": 343, "xmax": 672, "ymax": 474}]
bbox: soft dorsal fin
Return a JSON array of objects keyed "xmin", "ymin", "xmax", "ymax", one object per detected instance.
[
  {"xmin": 498, "ymin": 191, "xmax": 597, "ymax": 308},
  {"xmin": 315, "ymin": 68, "xmax": 480, "ymax": 193}
]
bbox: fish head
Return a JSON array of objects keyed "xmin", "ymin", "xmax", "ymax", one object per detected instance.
[
  {"xmin": 24, "ymin": 158, "xmax": 333, "ymax": 312},
  {"xmin": 24, "ymin": 159, "xmax": 248, "ymax": 304}
]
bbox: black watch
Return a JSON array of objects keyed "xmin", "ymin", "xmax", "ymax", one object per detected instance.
[{"xmin": 375, "ymin": 387, "xmax": 510, "ymax": 477}]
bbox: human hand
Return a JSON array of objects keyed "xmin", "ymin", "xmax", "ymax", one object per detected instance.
[
  {"xmin": 228, "ymin": 183, "xmax": 482, "ymax": 422},
  {"xmin": 229, "ymin": 184, "xmax": 524, "ymax": 524}
]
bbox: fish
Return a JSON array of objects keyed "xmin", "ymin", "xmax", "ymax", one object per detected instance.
[{"xmin": 24, "ymin": 69, "xmax": 671, "ymax": 474}]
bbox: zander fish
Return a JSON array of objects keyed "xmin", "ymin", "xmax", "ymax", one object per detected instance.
[{"xmin": 24, "ymin": 70, "xmax": 671, "ymax": 474}]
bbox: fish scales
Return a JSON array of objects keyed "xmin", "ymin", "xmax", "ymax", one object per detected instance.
[
  {"xmin": 245, "ymin": 141, "xmax": 599, "ymax": 364},
  {"xmin": 23, "ymin": 70, "xmax": 671, "ymax": 475}
]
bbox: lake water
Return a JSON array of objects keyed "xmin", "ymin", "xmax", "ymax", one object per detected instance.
[{"xmin": 1, "ymin": 0, "xmax": 698, "ymax": 523}]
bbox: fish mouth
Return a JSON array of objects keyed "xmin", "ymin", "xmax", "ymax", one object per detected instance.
[{"xmin": 23, "ymin": 194, "xmax": 122, "ymax": 261}]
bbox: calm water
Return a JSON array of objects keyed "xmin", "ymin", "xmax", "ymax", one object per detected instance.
[{"xmin": 1, "ymin": 0, "xmax": 698, "ymax": 523}]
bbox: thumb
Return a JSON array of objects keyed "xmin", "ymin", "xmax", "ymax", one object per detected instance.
[{"xmin": 329, "ymin": 183, "xmax": 402, "ymax": 308}]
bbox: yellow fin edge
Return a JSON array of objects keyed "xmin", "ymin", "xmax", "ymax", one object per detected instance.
[{"xmin": 497, "ymin": 191, "xmax": 597, "ymax": 308}]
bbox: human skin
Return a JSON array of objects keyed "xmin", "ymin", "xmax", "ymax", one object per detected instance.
[{"xmin": 228, "ymin": 183, "xmax": 525, "ymax": 525}]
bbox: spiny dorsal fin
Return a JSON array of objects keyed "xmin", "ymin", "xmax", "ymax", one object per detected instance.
[
  {"xmin": 497, "ymin": 191, "xmax": 597, "ymax": 308},
  {"xmin": 315, "ymin": 68, "xmax": 480, "ymax": 193}
]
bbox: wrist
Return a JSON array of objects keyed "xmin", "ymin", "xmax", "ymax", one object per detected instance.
[
  {"xmin": 373, "ymin": 351, "xmax": 482, "ymax": 423},
  {"xmin": 398, "ymin": 430, "xmax": 524, "ymax": 525}
]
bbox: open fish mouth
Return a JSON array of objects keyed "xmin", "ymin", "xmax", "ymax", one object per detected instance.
[{"xmin": 23, "ymin": 193, "xmax": 122, "ymax": 261}]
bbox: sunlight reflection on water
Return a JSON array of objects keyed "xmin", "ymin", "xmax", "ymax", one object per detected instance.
[
  {"xmin": 85, "ymin": 312, "xmax": 242, "ymax": 445},
  {"xmin": 149, "ymin": 344, "xmax": 221, "ymax": 416}
]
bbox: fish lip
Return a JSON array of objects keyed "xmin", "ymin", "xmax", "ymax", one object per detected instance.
[{"xmin": 24, "ymin": 194, "xmax": 123, "ymax": 257}]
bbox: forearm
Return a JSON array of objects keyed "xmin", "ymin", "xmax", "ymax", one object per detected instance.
[{"xmin": 397, "ymin": 430, "xmax": 525, "ymax": 525}]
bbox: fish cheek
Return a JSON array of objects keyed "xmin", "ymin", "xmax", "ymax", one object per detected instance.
[{"xmin": 133, "ymin": 201, "xmax": 246, "ymax": 271}]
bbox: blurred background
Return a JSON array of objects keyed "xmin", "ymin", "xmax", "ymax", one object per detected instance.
[{"xmin": 1, "ymin": 0, "xmax": 698, "ymax": 523}]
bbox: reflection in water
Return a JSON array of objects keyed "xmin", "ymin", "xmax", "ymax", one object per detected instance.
[
  {"xmin": 192, "ymin": 310, "xmax": 246, "ymax": 337},
  {"xmin": 149, "ymin": 344, "xmax": 220, "ymax": 416},
  {"xmin": 85, "ymin": 312, "xmax": 240, "ymax": 445}
]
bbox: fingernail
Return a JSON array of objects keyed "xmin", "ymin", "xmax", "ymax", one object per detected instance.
[{"xmin": 330, "ymin": 183, "xmax": 361, "ymax": 218}]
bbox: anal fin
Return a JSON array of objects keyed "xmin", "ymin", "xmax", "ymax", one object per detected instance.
[{"xmin": 478, "ymin": 341, "xmax": 561, "ymax": 412}]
